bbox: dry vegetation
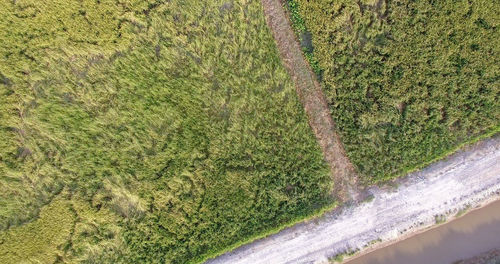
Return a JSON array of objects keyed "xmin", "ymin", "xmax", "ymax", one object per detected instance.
[{"xmin": 0, "ymin": 0, "xmax": 332, "ymax": 263}]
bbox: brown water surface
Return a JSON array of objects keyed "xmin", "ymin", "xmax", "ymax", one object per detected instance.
[{"xmin": 346, "ymin": 199, "xmax": 500, "ymax": 264}]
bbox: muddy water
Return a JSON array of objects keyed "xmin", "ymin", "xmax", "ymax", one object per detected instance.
[{"xmin": 346, "ymin": 200, "xmax": 500, "ymax": 264}]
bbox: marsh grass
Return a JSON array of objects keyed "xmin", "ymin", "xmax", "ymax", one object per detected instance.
[
  {"xmin": 288, "ymin": 0, "xmax": 500, "ymax": 183},
  {"xmin": 0, "ymin": 0, "xmax": 332, "ymax": 263}
]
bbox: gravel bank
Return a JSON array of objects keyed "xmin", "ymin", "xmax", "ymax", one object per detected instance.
[{"xmin": 206, "ymin": 136, "xmax": 500, "ymax": 264}]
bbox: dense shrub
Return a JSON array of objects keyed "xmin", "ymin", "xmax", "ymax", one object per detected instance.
[{"xmin": 289, "ymin": 0, "xmax": 499, "ymax": 182}]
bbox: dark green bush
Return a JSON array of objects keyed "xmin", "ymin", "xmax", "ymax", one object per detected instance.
[{"xmin": 289, "ymin": 0, "xmax": 499, "ymax": 182}]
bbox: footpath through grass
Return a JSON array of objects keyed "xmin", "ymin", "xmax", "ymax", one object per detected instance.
[
  {"xmin": 287, "ymin": 0, "xmax": 500, "ymax": 183},
  {"xmin": 0, "ymin": 0, "xmax": 332, "ymax": 263}
]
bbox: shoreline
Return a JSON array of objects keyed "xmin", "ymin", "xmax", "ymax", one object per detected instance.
[{"xmin": 341, "ymin": 193, "xmax": 500, "ymax": 264}]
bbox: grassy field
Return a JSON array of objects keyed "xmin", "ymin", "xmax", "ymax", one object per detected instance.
[
  {"xmin": 0, "ymin": 0, "xmax": 333, "ymax": 263},
  {"xmin": 287, "ymin": 0, "xmax": 500, "ymax": 182}
]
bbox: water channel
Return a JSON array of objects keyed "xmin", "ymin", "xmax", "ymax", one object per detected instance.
[{"xmin": 346, "ymin": 199, "xmax": 500, "ymax": 264}]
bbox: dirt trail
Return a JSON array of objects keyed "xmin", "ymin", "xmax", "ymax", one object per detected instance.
[
  {"xmin": 206, "ymin": 136, "xmax": 500, "ymax": 264},
  {"xmin": 261, "ymin": 0, "xmax": 359, "ymax": 202}
]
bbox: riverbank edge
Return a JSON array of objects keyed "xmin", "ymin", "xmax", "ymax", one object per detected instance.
[
  {"xmin": 327, "ymin": 136, "xmax": 500, "ymax": 263},
  {"xmin": 339, "ymin": 191, "xmax": 500, "ymax": 264}
]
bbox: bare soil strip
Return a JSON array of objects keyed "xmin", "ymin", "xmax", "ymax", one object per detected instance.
[
  {"xmin": 260, "ymin": 0, "xmax": 359, "ymax": 202},
  {"xmin": 206, "ymin": 136, "xmax": 500, "ymax": 264}
]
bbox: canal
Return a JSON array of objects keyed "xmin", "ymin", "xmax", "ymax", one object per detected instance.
[{"xmin": 346, "ymin": 199, "xmax": 500, "ymax": 264}]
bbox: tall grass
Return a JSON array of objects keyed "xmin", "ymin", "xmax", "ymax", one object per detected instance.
[
  {"xmin": 0, "ymin": 0, "xmax": 332, "ymax": 263},
  {"xmin": 288, "ymin": 0, "xmax": 500, "ymax": 183}
]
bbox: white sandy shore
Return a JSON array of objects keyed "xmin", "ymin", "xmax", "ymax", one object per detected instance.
[{"xmin": 207, "ymin": 136, "xmax": 500, "ymax": 264}]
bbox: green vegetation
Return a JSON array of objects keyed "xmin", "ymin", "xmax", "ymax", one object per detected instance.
[
  {"xmin": 435, "ymin": 214, "xmax": 447, "ymax": 224},
  {"xmin": 330, "ymin": 253, "xmax": 345, "ymax": 263},
  {"xmin": 329, "ymin": 248, "xmax": 359, "ymax": 263},
  {"xmin": 285, "ymin": 1, "xmax": 322, "ymax": 77},
  {"xmin": 0, "ymin": 0, "xmax": 333, "ymax": 263},
  {"xmin": 0, "ymin": 198, "xmax": 74, "ymax": 263},
  {"xmin": 288, "ymin": 0, "xmax": 500, "ymax": 182},
  {"xmin": 456, "ymin": 204, "xmax": 472, "ymax": 218},
  {"xmin": 366, "ymin": 238, "xmax": 382, "ymax": 247}
]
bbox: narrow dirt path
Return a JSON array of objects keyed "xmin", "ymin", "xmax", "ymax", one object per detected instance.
[
  {"xmin": 261, "ymin": 0, "xmax": 359, "ymax": 202},
  {"xmin": 206, "ymin": 136, "xmax": 500, "ymax": 264}
]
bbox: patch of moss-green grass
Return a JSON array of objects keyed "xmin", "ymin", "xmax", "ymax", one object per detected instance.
[
  {"xmin": 0, "ymin": 199, "xmax": 74, "ymax": 264},
  {"xmin": 0, "ymin": 0, "xmax": 332, "ymax": 263}
]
